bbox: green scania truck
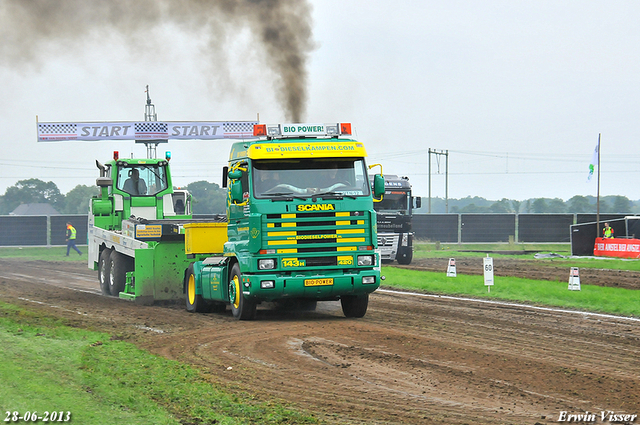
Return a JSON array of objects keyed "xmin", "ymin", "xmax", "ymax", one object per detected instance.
[
  {"xmin": 190, "ymin": 122, "xmax": 384, "ymax": 319},
  {"xmin": 38, "ymin": 118, "xmax": 384, "ymax": 319}
]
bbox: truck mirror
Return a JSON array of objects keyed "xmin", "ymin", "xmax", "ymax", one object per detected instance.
[
  {"xmin": 373, "ymin": 174, "xmax": 385, "ymax": 197},
  {"xmin": 222, "ymin": 166, "xmax": 229, "ymax": 188},
  {"xmin": 415, "ymin": 197, "xmax": 422, "ymax": 209},
  {"xmin": 96, "ymin": 177, "xmax": 113, "ymax": 187},
  {"xmin": 230, "ymin": 181, "xmax": 244, "ymax": 203}
]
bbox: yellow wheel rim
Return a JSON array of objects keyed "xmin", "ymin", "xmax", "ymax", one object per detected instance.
[
  {"xmin": 188, "ymin": 274, "xmax": 196, "ymax": 305},
  {"xmin": 232, "ymin": 275, "xmax": 241, "ymax": 309}
]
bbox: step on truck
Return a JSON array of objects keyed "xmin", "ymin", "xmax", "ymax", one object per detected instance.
[
  {"xmin": 37, "ymin": 115, "xmax": 384, "ymax": 319},
  {"xmin": 370, "ymin": 175, "xmax": 420, "ymax": 265}
]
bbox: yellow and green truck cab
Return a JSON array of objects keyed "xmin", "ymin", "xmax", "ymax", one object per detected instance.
[{"xmin": 186, "ymin": 123, "xmax": 385, "ymax": 319}]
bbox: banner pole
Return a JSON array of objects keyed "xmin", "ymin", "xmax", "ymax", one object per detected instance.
[{"xmin": 596, "ymin": 133, "xmax": 601, "ymax": 239}]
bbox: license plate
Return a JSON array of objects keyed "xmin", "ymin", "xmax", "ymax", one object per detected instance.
[{"xmin": 304, "ymin": 278, "xmax": 334, "ymax": 287}]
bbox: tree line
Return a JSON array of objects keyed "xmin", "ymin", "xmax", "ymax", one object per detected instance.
[
  {"xmin": 0, "ymin": 179, "xmax": 227, "ymax": 215},
  {"xmin": 0, "ymin": 178, "xmax": 637, "ymax": 215},
  {"xmin": 421, "ymin": 195, "xmax": 639, "ymax": 214}
]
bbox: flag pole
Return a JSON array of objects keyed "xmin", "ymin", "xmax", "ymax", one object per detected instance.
[{"xmin": 596, "ymin": 133, "xmax": 601, "ymax": 238}]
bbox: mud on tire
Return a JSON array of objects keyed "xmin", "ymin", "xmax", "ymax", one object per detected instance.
[
  {"xmin": 341, "ymin": 293, "xmax": 369, "ymax": 318},
  {"xmin": 98, "ymin": 248, "xmax": 112, "ymax": 296},
  {"xmin": 108, "ymin": 251, "xmax": 133, "ymax": 297}
]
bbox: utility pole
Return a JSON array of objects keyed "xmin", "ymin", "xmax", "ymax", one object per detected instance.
[{"xmin": 428, "ymin": 149, "xmax": 449, "ymax": 213}]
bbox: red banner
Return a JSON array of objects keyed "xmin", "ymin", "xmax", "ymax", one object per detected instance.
[{"xmin": 593, "ymin": 237, "xmax": 640, "ymax": 259}]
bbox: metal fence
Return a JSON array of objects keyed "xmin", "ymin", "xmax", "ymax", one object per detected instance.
[
  {"xmin": 412, "ymin": 213, "xmax": 632, "ymax": 243},
  {"xmin": 0, "ymin": 213, "xmax": 634, "ymax": 246},
  {"xmin": 0, "ymin": 215, "xmax": 88, "ymax": 246}
]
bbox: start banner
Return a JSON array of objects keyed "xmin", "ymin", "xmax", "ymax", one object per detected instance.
[
  {"xmin": 593, "ymin": 237, "xmax": 640, "ymax": 259},
  {"xmin": 37, "ymin": 121, "xmax": 258, "ymax": 142}
]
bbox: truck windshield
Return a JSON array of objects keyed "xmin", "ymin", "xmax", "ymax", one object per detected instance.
[
  {"xmin": 116, "ymin": 164, "xmax": 169, "ymax": 196},
  {"xmin": 376, "ymin": 191, "xmax": 410, "ymax": 213},
  {"xmin": 252, "ymin": 158, "xmax": 370, "ymax": 198}
]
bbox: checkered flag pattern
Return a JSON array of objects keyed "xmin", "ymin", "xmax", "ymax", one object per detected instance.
[
  {"xmin": 135, "ymin": 122, "xmax": 168, "ymax": 135},
  {"xmin": 38, "ymin": 123, "xmax": 77, "ymax": 137},
  {"xmin": 223, "ymin": 122, "xmax": 256, "ymax": 135}
]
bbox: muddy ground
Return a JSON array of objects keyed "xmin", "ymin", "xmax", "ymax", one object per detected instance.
[{"xmin": 0, "ymin": 258, "xmax": 639, "ymax": 425}]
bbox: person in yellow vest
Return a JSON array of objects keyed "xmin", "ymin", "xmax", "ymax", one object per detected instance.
[
  {"xmin": 66, "ymin": 222, "xmax": 82, "ymax": 256},
  {"xmin": 602, "ymin": 222, "xmax": 614, "ymax": 239}
]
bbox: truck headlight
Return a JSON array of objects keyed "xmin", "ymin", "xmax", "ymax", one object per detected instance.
[
  {"xmin": 357, "ymin": 255, "xmax": 374, "ymax": 266},
  {"xmin": 401, "ymin": 233, "xmax": 408, "ymax": 246},
  {"xmin": 258, "ymin": 259, "xmax": 276, "ymax": 270},
  {"xmin": 362, "ymin": 276, "xmax": 376, "ymax": 284}
]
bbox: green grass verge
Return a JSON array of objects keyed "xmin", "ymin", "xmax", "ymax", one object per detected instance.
[
  {"xmin": 382, "ymin": 266, "xmax": 640, "ymax": 317},
  {"xmin": 0, "ymin": 246, "xmax": 87, "ymax": 262},
  {"xmin": 0, "ymin": 302, "xmax": 318, "ymax": 424}
]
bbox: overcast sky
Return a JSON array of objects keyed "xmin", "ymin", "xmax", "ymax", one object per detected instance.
[{"xmin": 1, "ymin": 1, "xmax": 639, "ymax": 202}]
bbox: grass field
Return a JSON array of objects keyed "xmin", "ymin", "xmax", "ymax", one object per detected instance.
[{"xmin": 0, "ymin": 246, "xmax": 87, "ymax": 261}]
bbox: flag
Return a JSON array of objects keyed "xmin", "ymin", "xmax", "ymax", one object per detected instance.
[{"xmin": 588, "ymin": 141, "xmax": 599, "ymax": 181}]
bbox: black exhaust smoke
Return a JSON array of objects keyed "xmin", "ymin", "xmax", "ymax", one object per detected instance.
[{"xmin": 0, "ymin": 0, "xmax": 314, "ymax": 122}]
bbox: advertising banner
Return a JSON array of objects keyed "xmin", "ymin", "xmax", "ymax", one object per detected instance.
[
  {"xmin": 593, "ymin": 237, "xmax": 640, "ymax": 259},
  {"xmin": 37, "ymin": 121, "xmax": 258, "ymax": 142}
]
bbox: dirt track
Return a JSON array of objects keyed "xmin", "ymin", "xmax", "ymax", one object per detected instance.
[{"xmin": 1, "ymin": 258, "xmax": 639, "ymax": 424}]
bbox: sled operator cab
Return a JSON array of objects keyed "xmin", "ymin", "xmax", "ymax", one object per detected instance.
[{"xmin": 92, "ymin": 150, "xmax": 192, "ymax": 231}]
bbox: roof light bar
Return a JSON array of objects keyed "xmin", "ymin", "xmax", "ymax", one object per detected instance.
[{"xmin": 252, "ymin": 123, "xmax": 353, "ymax": 139}]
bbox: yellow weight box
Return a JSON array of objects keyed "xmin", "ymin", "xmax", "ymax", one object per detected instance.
[{"xmin": 184, "ymin": 222, "xmax": 228, "ymax": 254}]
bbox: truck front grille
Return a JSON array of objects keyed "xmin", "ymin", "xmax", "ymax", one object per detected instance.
[
  {"xmin": 378, "ymin": 234, "xmax": 399, "ymax": 248},
  {"xmin": 263, "ymin": 211, "xmax": 371, "ymax": 264}
]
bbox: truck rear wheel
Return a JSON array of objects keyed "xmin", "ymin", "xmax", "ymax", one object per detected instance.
[
  {"xmin": 341, "ymin": 294, "xmax": 369, "ymax": 318},
  {"xmin": 229, "ymin": 263, "xmax": 256, "ymax": 320},
  {"xmin": 185, "ymin": 264, "xmax": 207, "ymax": 313},
  {"xmin": 98, "ymin": 248, "xmax": 112, "ymax": 296},
  {"xmin": 108, "ymin": 251, "xmax": 132, "ymax": 297}
]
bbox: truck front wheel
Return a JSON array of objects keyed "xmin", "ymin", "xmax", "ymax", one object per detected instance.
[
  {"xmin": 98, "ymin": 248, "xmax": 112, "ymax": 296},
  {"xmin": 229, "ymin": 263, "xmax": 256, "ymax": 320},
  {"xmin": 341, "ymin": 294, "xmax": 369, "ymax": 318},
  {"xmin": 185, "ymin": 264, "xmax": 207, "ymax": 313}
]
